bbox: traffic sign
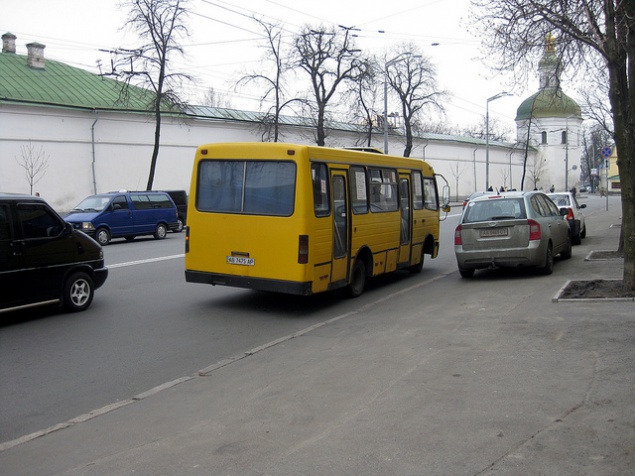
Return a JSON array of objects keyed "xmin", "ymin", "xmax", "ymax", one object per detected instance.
[{"xmin": 601, "ymin": 147, "xmax": 612, "ymax": 158}]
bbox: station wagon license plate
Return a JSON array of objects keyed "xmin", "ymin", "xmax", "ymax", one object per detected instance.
[
  {"xmin": 480, "ymin": 228, "xmax": 508, "ymax": 238},
  {"xmin": 226, "ymin": 256, "xmax": 255, "ymax": 266}
]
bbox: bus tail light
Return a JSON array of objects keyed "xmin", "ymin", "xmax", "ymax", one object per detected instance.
[
  {"xmin": 298, "ymin": 235, "xmax": 309, "ymax": 264},
  {"xmin": 185, "ymin": 226, "xmax": 190, "ymax": 253},
  {"xmin": 454, "ymin": 225, "xmax": 463, "ymax": 245},
  {"xmin": 528, "ymin": 219, "xmax": 541, "ymax": 241}
]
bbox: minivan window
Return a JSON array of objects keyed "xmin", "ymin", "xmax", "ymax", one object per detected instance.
[
  {"xmin": 112, "ymin": 195, "xmax": 128, "ymax": 209},
  {"xmin": 17, "ymin": 203, "xmax": 64, "ymax": 238},
  {"xmin": 131, "ymin": 193, "xmax": 173, "ymax": 210},
  {"xmin": 74, "ymin": 195, "xmax": 112, "ymax": 212}
]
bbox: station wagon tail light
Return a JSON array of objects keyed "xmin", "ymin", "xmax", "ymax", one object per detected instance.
[
  {"xmin": 454, "ymin": 225, "xmax": 463, "ymax": 245},
  {"xmin": 528, "ymin": 219, "xmax": 541, "ymax": 241},
  {"xmin": 298, "ymin": 235, "xmax": 309, "ymax": 264},
  {"xmin": 564, "ymin": 207, "xmax": 574, "ymax": 221}
]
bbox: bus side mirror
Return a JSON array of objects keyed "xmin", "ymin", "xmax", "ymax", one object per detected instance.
[{"xmin": 441, "ymin": 185, "xmax": 451, "ymax": 209}]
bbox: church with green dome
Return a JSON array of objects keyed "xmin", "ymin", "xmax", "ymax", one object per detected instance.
[{"xmin": 515, "ymin": 34, "xmax": 583, "ymax": 192}]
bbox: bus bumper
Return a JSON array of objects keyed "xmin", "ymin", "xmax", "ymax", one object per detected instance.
[{"xmin": 185, "ymin": 270, "xmax": 314, "ymax": 296}]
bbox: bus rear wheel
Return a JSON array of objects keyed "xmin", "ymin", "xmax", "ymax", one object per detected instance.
[{"xmin": 347, "ymin": 259, "xmax": 366, "ymax": 298}]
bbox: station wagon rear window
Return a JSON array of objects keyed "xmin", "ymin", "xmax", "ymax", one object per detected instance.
[
  {"xmin": 463, "ymin": 198, "xmax": 526, "ymax": 223},
  {"xmin": 197, "ymin": 160, "xmax": 296, "ymax": 216}
]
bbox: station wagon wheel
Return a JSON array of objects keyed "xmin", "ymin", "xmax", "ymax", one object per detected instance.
[
  {"xmin": 154, "ymin": 223, "xmax": 168, "ymax": 240},
  {"xmin": 561, "ymin": 235, "xmax": 572, "ymax": 260},
  {"xmin": 538, "ymin": 243, "xmax": 554, "ymax": 275},
  {"xmin": 459, "ymin": 267, "xmax": 475, "ymax": 278},
  {"xmin": 95, "ymin": 227, "xmax": 110, "ymax": 246},
  {"xmin": 580, "ymin": 223, "xmax": 586, "ymax": 239},
  {"xmin": 347, "ymin": 259, "xmax": 366, "ymax": 298},
  {"xmin": 63, "ymin": 272, "xmax": 94, "ymax": 312}
]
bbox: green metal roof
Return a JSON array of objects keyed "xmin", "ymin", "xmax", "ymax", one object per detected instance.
[
  {"xmin": 0, "ymin": 51, "xmax": 164, "ymax": 112},
  {"xmin": 1, "ymin": 48, "xmax": 527, "ymax": 152},
  {"xmin": 515, "ymin": 88, "xmax": 581, "ymax": 121}
]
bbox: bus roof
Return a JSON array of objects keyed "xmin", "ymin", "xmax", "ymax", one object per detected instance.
[{"xmin": 196, "ymin": 142, "xmax": 436, "ymax": 174}]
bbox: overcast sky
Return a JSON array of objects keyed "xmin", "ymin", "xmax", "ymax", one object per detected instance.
[{"xmin": 2, "ymin": 0, "xmax": 538, "ymax": 132}]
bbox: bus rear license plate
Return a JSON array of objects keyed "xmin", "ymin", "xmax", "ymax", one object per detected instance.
[{"xmin": 227, "ymin": 256, "xmax": 255, "ymax": 266}]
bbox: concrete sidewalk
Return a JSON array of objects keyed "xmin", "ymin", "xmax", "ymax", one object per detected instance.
[{"xmin": 1, "ymin": 195, "xmax": 633, "ymax": 476}]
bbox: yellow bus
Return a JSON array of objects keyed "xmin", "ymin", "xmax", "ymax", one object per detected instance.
[{"xmin": 185, "ymin": 142, "xmax": 450, "ymax": 297}]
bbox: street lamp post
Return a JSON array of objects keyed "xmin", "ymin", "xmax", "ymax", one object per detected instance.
[
  {"xmin": 485, "ymin": 92, "xmax": 511, "ymax": 190},
  {"xmin": 384, "ymin": 52, "xmax": 414, "ymax": 154}
]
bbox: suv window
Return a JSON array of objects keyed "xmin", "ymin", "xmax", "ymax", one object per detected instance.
[{"xmin": 17, "ymin": 203, "xmax": 65, "ymax": 238}]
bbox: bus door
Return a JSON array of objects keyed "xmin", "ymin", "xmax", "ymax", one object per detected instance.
[
  {"xmin": 398, "ymin": 175, "xmax": 412, "ymax": 264},
  {"xmin": 331, "ymin": 171, "xmax": 349, "ymax": 286}
]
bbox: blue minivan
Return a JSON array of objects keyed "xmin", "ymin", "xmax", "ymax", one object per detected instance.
[{"xmin": 65, "ymin": 191, "xmax": 179, "ymax": 245}]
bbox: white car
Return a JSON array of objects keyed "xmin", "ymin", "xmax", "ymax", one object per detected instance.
[{"xmin": 547, "ymin": 192, "xmax": 587, "ymax": 245}]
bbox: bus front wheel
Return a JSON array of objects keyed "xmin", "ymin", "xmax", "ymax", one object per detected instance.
[{"xmin": 347, "ymin": 259, "xmax": 366, "ymax": 298}]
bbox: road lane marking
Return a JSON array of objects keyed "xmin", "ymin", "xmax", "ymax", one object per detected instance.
[{"xmin": 108, "ymin": 254, "xmax": 184, "ymax": 269}]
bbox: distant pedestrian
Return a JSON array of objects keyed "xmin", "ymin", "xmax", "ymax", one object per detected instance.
[{"xmin": 549, "ymin": 185, "xmax": 555, "ymax": 193}]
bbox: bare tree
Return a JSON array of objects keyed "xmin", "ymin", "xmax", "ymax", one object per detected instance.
[
  {"xmin": 526, "ymin": 153, "xmax": 547, "ymax": 190},
  {"xmin": 469, "ymin": 0, "xmax": 635, "ymax": 292},
  {"xmin": 119, "ymin": 0, "xmax": 191, "ymax": 191},
  {"xmin": 448, "ymin": 162, "xmax": 468, "ymax": 201},
  {"xmin": 202, "ymin": 87, "xmax": 234, "ymax": 109},
  {"xmin": 293, "ymin": 25, "xmax": 363, "ymax": 146},
  {"xmin": 236, "ymin": 18, "xmax": 305, "ymax": 142},
  {"xmin": 461, "ymin": 116, "xmax": 514, "ymax": 143},
  {"xmin": 582, "ymin": 125, "xmax": 613, "ymax": 193},
  {"xmin": 15, "ymin": 143, "xmax": 49, "ymax": 194},
  {"xmin": 344, "ymin": 56, "xmax": 382, "ymax": 147},
  {"xmin": 385, "ymin": 44, "xmax": 445, "ymax": 157}
]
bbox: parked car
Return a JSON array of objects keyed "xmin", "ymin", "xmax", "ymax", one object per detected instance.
[
  {"xmin": 64, "ymin": 190, "xmax": 179, "ymax": 245},
  {"xmin": 454, "ymin": 191, "xmax": 572, "ymax": 278},
  {"xmin": 161, "ymin": 190, "xmax": 187, "ymax": 232},
  {"xmin": 0, "ymin": 193, "xmax": 108, "ymax": 313},
  {"xmin": 547, "ymin": 192, "xmax": 587, "ymax": 245}
]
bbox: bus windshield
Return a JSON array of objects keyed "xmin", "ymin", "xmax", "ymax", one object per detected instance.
[{"xmin": 196, "ymin": 160, "xmax": 296, "ymax": 216}]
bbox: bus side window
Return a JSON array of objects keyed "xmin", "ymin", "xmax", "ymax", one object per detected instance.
[
  {"xmin": 412, "ymin": 171, "xmax": 424, "ymax": 210},
  {"xmin": 312, "ymin": 163, "xmax": 330, "ymax": 217},
  {"xmin": 350, "ymin": 166, "xmax": 368, "ymax": 214},
  {"xmin": 423, "ymin": 177, "xmax": 439, "ymax": 211}
]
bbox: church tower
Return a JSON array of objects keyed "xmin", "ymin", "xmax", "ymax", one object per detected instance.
[{"xmin": 515, "ymin": 33, "xmax": 583, "ymax": 191}]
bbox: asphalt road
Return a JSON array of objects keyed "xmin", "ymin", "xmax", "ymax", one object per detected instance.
[
  {"xmin": 1, "ymin": 194, "xmax": 632, "ymax": 476},
  {"xmin": 1, "ymin": 207, "xmax": 460, "ymax": 444}
]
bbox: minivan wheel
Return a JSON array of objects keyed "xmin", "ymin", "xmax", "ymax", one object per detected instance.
[
  {"xmin": 64, "ymin": 272, "xmax": 94, "ymax": 312},
  {"xmin": 95, "ymin": 227, "xmax": 110, "ymax": 245},
  {"xmin": 154, "ymin": 223, "xmax": 168, "ymax": 240}
]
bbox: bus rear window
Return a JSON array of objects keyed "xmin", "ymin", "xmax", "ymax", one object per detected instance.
[{"xmin": 197, "ymin": 160, "xmax": 296, "ymax": 216}]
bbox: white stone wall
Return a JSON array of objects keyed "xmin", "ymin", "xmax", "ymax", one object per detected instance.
[{"xmin": 0, "ymin": 104, "xmax": 535, "ymax": 210}]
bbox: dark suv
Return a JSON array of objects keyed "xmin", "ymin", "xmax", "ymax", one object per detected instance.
[{"xmin": 0, "ymin": 193, "xmax": 108, "ymax": 313}]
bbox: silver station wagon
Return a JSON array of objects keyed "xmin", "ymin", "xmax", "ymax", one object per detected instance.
[{"xmin": 454, "ymin": 191, "xmax": 572, "ymax": 278}]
